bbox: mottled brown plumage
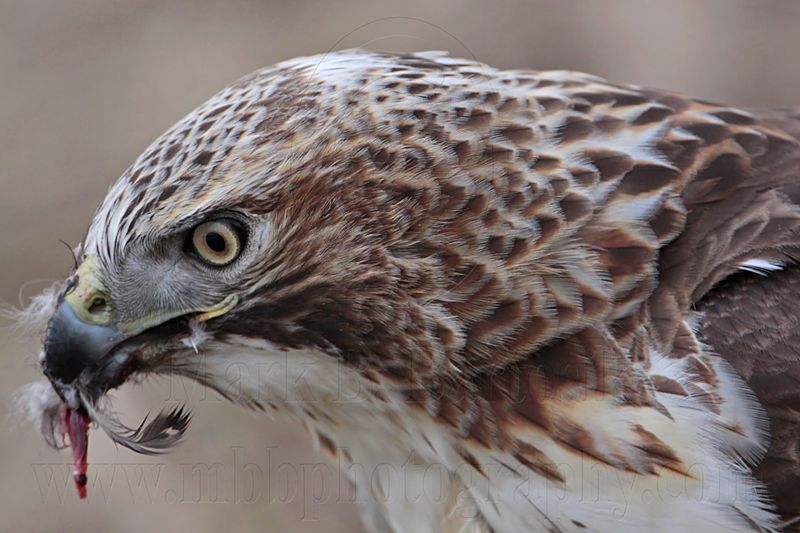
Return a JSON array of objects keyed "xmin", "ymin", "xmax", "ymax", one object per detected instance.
[{"xmin": 23, "ymin": 51, "xmax": 800, "ymax": 531}]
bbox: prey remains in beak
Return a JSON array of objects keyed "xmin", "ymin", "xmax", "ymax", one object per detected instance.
[{"xmin": 39, "ymin": 257, "xmax": 236, "ymax": 498}]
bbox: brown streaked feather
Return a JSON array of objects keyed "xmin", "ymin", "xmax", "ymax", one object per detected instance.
[{"xmin": 56, "ymin": 51, "xmax": 800, "ymax": 530}]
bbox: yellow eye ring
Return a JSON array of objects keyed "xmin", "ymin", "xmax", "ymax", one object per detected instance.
[{"xmin": 189, "ymin": 219, "xmax": 243, "ymax": 266}]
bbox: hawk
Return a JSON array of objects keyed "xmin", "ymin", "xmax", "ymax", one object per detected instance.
[{"xmin": 22, "ymin": 50, "xmax": 800, "ymax": 531}]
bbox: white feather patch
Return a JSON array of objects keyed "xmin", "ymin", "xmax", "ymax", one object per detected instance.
[
  {"xmin": 180, "ymin": 319, "xmax": 212, "ymax": 353},
  {"xmin": 1, "ymin": 281, "xmax": 62, "ymax": 337},
  {"xmin": 13, "ymin": 381, "xmax": 60, "ymax": 429},
  {"xmin": 738, "ymin": 258, "xmax": 784, "ymax": 276}
]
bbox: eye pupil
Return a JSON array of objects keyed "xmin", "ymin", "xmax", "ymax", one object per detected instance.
[
  {"xmin": 188, "ymin": 218, "xmax": 246, "ymax": 267},
  {"xmin": 205, "ymin": 231, "xmax": 227, "ymax": 253}
]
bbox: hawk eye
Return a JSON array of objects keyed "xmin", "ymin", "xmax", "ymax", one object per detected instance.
[{"xmin": 187, "ymin": 219, "xmax": 244, "ymax": 266}]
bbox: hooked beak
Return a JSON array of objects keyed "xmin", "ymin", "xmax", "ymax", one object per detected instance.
[
  {"xmin": 42, "ymin": 300, "xmax": 126, "ymax": 403},
  {"xmin": 41, "ymin": 256, "xmax": 238, "ymax": 406},
  {"xmin": 42, "ymin": 257, "xmax": 128, "ymax": 406}
]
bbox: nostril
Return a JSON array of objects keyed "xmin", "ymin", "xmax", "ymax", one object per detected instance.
[{"xmin": 88, "ymin": 297, "xmax": 107, "ymax": 314}]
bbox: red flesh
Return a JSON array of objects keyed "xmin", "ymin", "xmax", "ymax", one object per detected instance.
[{"xmin": 59, "ymin": 401, "xmax": 90, "ymax": 499}]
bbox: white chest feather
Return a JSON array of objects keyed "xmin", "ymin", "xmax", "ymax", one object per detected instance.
[{"xmin": 187, "ymin": 335, "xmax": 776, "ymax": 533}]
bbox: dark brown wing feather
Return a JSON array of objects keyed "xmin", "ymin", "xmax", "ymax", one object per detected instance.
[
  {"xmin": 698, "ymin": 108, "xmax": 800, "ymax": 526},
  {"xmin": 700, "ymin": 263, "xmax": 800, "ymax": 526}
]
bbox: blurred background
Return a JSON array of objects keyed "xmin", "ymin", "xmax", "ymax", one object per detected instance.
[{"xmin": 1, "ymin": 0, "xmax": 799, "ymax": 531}]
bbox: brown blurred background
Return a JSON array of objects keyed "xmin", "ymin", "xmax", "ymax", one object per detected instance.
[{"xmin": 1, "ymin": 1, "xmax": 799, "ymax": 531}]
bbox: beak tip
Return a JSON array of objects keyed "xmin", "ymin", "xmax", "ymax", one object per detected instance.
[{"xmin": 42, "ymin": 301, "xmax": 123, "ymax": 387}]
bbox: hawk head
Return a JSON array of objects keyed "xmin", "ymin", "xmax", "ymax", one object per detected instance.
[{"xmin": 38, "ymin": 51, "xmax": 485, "ymax": 451}]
